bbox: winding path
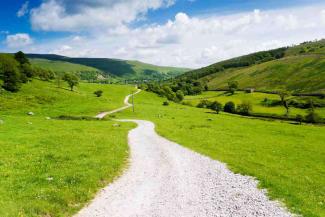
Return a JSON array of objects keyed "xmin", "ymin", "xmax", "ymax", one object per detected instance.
[{"xmin": 76, "ymin": 90, "xmax": 292, "ymax": 217}]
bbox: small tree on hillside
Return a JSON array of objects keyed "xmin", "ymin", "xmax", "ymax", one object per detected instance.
[
  {"xmin": 63, "ymin": 73, "xmax": 79, "ymax": 91},
  {"xmin": 228, "ymin": 81, "xmax": 238, "ymax": 95},
  {"xmin": 278, "ymin": 91, "xmax": 291, "ymax": 116}
]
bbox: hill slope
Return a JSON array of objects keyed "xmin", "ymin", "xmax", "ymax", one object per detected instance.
[
  {"xmin": 27, "ymin": 54, "xmax": 190, "ymax": 80},
  {"xmin": 182, "ymin": 40, "xmax": 325, "ymax": 93}
]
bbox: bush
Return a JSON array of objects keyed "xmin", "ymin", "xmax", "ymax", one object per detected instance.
[
  {"xmin": 305, "ymin": 111, "xmax": 321, "ymax": 123},
  {"xmin": 224, "ymin": 101, "xmax": 236, "ymax": 113},
  {"xmin": 237, "ymin": 101, "xmax": 252, "ymax": 115},
  {"xmin": 210, "ymin": 101, "xmax": 223, "ymax": 114},
  {"xmin": 197, "ymin": 100, "xmax": 212, "ymax": 108},
  {"xmin": 94, "ymin": 90, "xmax": 103, "ymax": 97},
  {"xmin": 175, "ymin": 90, "xmax": 184, "ymax": 102},
  {"xmin": 163, "ymin": 101, "xmax": 169, "ymax": 106}
]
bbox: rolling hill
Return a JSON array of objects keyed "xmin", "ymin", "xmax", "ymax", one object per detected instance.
[
  {"xmin": 181, "ymin": 40, "xmax": 325, "ymax": 93},
  {"xmin": 27, "ymin": 54, "xmax": 190, "ymax": 80}
]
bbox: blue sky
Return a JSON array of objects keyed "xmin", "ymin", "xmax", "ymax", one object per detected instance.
[{"xmin": 1, "ymin": 0, "xmax": 325, "ymax": 67}]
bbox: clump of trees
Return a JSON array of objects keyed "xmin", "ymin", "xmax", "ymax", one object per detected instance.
[
  {"xmin": 140, "ymin": 79, "xmax": 205, "ymax": 103},
  {"xmin": 0, "ymin": 54, "xmax": 22, "ymax": 92},
  {"xmin": 197, "ymin": 100, "xmax": 223, "ymax": 114},
  {"xmin": 196, "ymin": 99, "xmax": 254, "ymax": 116},
  {"xmin": 0, "ymin": 51, "xmax": 62, "ymax": 92}
]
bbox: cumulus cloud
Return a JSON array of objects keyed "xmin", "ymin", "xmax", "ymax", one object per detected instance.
[
  {"xmin": 17, "ymin": 1, "xmax": 29, "ymax": 17},
  {"xmin": 30, "ymin": 0, "xmax": 175, "ymax": 31},
  {"xmin": 5, "ymin": 33, "xmax": 33, "ymax": 48},
  {"xmin": 25, "ymin": 4, "xmax": 325, "ymax": 68}
]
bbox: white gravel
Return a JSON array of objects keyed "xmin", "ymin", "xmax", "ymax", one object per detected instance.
[{"xmin": 75, "ymin": 118, "xmax": 293, "ymax": 217}]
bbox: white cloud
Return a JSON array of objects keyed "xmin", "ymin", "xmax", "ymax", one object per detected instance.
[
  {"xmin": 17, "ymin": 1, "xmax": 29, "ymax": 17},
  {"xmin": 5, "ymin": 33, "xmax": 33, "ymax": 48},
  {"xmin": 24, "ymin": 4, "xmax": 325, "ymax": 68},
  {"xmin": 30, "ymin": 0, "xmax": 175, "ymax": 31}
]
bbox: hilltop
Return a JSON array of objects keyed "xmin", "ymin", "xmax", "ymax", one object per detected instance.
[
  {"xmin": 181, "ymin": 40, "xmax": 325, "ymax": 93},
  {"xmin": 27, "ymin": 54, "xmax": 190, "ymax": 81}
]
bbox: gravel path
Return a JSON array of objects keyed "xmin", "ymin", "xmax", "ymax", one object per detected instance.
[
  {"xmin": 76, "ymin": 92, "xmax": 293, "ymax": 217},
  {"xmin": 95, "ymin": 89, "xmax": 141, "ymax": 119}
]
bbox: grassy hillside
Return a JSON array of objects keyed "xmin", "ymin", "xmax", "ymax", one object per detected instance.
[
  {"xmin": 27, "ymin": 54, "xmax": 190, "ymax": 80},
  {"xmin": 30, "ymin": 58, "xmax": 100, "ymax": 73},
  {"xmin": 0, "ymin": 80, "xmax": 136, "ymax": 216},
  {"xmin": 116, "ymin": 90, "xmax": 325, "ymax": 217},
  {"xmin": 30, "ymin": 58, "xmax": 106, "ymax": 81},
  {"xmin": 182, "ymin": 40, "xmax": 325, "ymax": 93},
  {"xmin": 204, "ymin": 55, "xmax": 325, "ymax": 93}
]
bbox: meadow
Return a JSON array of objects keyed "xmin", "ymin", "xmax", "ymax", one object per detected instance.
[
  {"xmin": 0, "ymin": 81, "xmax": 135, "ymax": 217},
  {"xmin": 117, "ymin": 90, "xmax": 325, "ymax": 217},
  {"xmin": 184, "ymin": 91, "xmax": 325, "ymax": 119}
]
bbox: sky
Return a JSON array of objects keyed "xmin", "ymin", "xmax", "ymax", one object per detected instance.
[{"xmin": 0, "ymin": 0, "xmax": 325, "ymax": 68}]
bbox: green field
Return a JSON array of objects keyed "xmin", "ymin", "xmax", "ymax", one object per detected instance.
[
  {"xmin": 184, "ymin": 91, "xmax": 325, "ymax": 119},
  {"xmin": 0, "ymin": 80, "xmax": 135, "ymax": 116},
  {"xmin": 1, "ymin": 80, "xmax": 325, "ymax": 217},
  {"xmin": 0, "ymin": 81, "xmax": 135, "ymax": 216},
  {"xmin": 116, "ymin": 90, "xmax": 325, "ymax": 217}
]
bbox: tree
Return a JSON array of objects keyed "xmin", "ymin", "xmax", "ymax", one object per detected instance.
[
  {"xmin": 278, "ymin": 91, "xmax": 291, "ymax": 116},
  {"xmin": 228, "ymin": 81, "xmax": 238, "ymax": 95},
  {"xmin": 210, "ymin": 101, "xmax": 223, "ymax": 114},
  {"xmin": 14, "ymin": 51, "xmax": 33, "ymax": 82},
  {"xmin": 63, "ymin": 73, "xmax": 79, "ymax": 91},
  {"xmin": 224, "ymin": 101, "xmax": 236, "ymax": 113},
  {"xmin": 14, "ymin": 51, "xmax": 30, "ymax": 65},
  {"xmin": 175, "ymin": 90, "xmax": 184, "ymax": 102},
  {"xmin": 237, "ymin": 101, "xmax": 252, "ymax": 115},
  {"xmin": 0, "ymin": 55, "xmax": 21, "ymax": 92},
  {"xmin": 94, "ymin": 90, "xmax": 103, "ymax": 97}
]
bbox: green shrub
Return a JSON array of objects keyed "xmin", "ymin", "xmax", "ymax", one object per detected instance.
[
  {"xmin": 94, "ymin": 90, "xmax": 103, "ymax": 97},
  {"xmin": 175, "ymin": 90, "xmax": 184, "ymax": 102},
  {"xmin": 237, "ymin": 101, "xmax": 253, "ymax": 115},
  {"xmin": 163, "ymin": 101, "xmax": 169, "ymax": 106},
  {"xmin": 197, "ymin": 100, "xmax": 212, "ymax": 108},
  {"xmin": 210, "ymin": 101, "xmax": 223, "ymax": 114},
  {"xmin": 224, "ymin": 101, "xmax": 236, "ymax": 113}
]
